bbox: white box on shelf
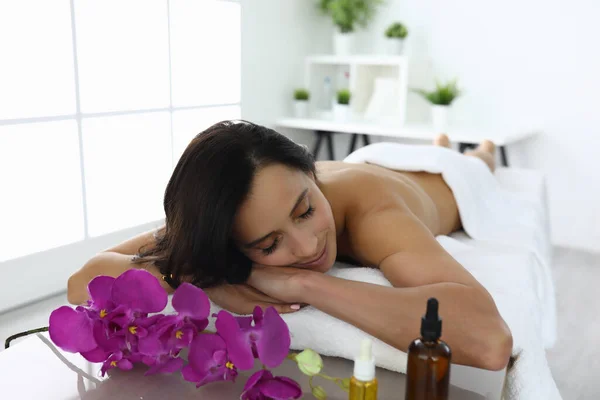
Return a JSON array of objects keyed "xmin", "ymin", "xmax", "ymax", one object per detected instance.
[{"xmin": 303, "ymin": 55, "xmax": 408, "ymax": 125}]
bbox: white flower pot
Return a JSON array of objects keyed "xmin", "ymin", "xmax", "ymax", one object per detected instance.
[
  {"xmin": 333, "ymin": 32, "xmax": 355, "ymax": 55},
  {"xmin": 294, "ymin": 100, "xmax": 309, "ymax": 119},
  {"xmin": 431, "ymin": 105, "xmax": 449, "ymax": 131},
  {"xmin": 385, "ymin": 38, "xmax": 404, "ymax": 55},
  {"xmin": 333, "ymin": 104, "xmax": 351, "ymax": 121}
]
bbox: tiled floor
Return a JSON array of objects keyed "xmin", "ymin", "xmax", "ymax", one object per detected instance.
[{"xmin": 1, "ymin": 247, "xmax": 598, "ymax": 399}]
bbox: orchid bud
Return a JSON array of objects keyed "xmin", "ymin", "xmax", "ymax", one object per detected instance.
[
  {"xmin": 311, "ymin": 385, "xmax": 327, "ymax": 400},
  {"xmin": 294, "ymin": 349, "xmax": 323, "ymax": 376}
]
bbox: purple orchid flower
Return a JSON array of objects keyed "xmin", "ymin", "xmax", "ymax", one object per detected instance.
[
  {"xmin": 241, "ymin": 370, "xmax": 302, "ymax": 400},
  {"xmin": 182, "ymin": 333, "xmax": 238, "ymax": 387},
  {"xmin": 137, "ymin": 283, "xmax": 210, "ymax": 374},
  {"xmin": 49, "ymin": 269, "xmax": 169, "ymax": 363},
  {"xmin": 100, "ymin": 350, "xmax": 134, "ymax": 376},
  {"xmin": 215, "ymin": 306, "xmax": 291, "ymax": 370}
]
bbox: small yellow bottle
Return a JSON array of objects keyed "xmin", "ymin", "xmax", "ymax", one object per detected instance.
[{"xmin": 349, "ymin": 338, "xmax": 378, "ymax": 400}]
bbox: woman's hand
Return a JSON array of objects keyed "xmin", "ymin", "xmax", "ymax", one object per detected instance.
[
  {"xmin": 247, "ymin": 264, "xmax": 314, "ymax": 304},
  {"xmin": 203, "ymin": 283, "xmax": 302, "ymax": 315}
]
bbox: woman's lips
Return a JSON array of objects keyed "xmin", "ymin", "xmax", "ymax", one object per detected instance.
[{"xmin": 296, "ymin": 241, "xmax": 327, "ymax": 268}]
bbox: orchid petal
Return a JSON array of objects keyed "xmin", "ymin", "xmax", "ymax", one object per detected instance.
[
  {"xmin": 172, "ymin": 283, "xmax": 210, "ymax": 320},
  {"xmin": 235, "ymin": 316, "xmax": 253, "ymax": 330},
  {"xmin": 182, "ymin": 364, "xmax": 204, "ymax": 386},
  {"xmin": 49, "ymin": 306, "xmax": 97, "ymax": 353},
  {"xmin": 261, "ymin": 376, "xmax": 302, "ymax": 399},
  {"xmin": 243, "ymin": 369, "xmax": 272, "ymax": 391},
  {"xmin": 254, "ymin": 307, "xmax": 290, "ymax": 368},
  {"xmin": 87, "ymin": 276, "xmax": 115, "ymax": 310},
  {"xmin": 138, "ymin": 333, "xmax": 165, "ymax": 356},
  {"xmin": 81, "ymin": 346, "xmax": 108, "ymax": 363},
  {"xmin": 187, "ymin": 333, "xmax": 227, "ymax": 373},
  {"xmin": 111, "ymin": 269, "xmax": 167, "ymax": 313},
  {"xmin": 215, "ymin": 311, "xmax": 254, "ymax": 370},
  {"xmin": 190, "ymin": 317, "xmax": 209, "ymax": 332},
  {"xmin": 252, "ymin": 306, "xmax": 264, "ymax": 326},
  {"xmin": 117, "ymin": 358, "xmax": 133, "ymax": 371}
]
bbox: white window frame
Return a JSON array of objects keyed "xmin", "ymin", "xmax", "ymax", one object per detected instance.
[{"xmin": 0, "ymin": 0, "xmax": 241, "ymax": 312}]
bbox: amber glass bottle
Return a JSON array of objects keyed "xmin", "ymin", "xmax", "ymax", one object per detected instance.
[{"xmin": 405, "ymin": 298, "xmax": 451, "ymax": 400}]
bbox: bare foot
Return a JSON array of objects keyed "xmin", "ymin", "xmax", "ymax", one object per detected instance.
[
  {"xmin": 465, "ymin": 139, "xmax": 497, "ymax": 172},
  {"xmin": 433, "ymin": 133, "xmax": 451, "ymax": 148},
  {"xmin": 478, "ymin": 139, "xmax": 496, "ymax": 154}
]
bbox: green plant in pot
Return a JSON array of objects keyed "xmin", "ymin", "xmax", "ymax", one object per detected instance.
[
  {"xmin": 318, "ymin": 0, "xmax": 383, "ymax": 55},
  {"xmin": 334, "ymin": 89, "xmax": 351, "ymax": 121},
  {"xmin": 412, "ymin": 79, "xmax": 461, "ymax": 130},
  {"xmin": 293, "ymin": 88, "xmax": 310, "ymax": 119},
  {"xmin": 384, "ymin": 22, "xmax": 408, "ymax": 55}
]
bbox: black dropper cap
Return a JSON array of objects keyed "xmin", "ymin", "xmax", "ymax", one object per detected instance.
[{"xmin": 421, "ymin": 298, "xmax": 442, "ymax": 342}]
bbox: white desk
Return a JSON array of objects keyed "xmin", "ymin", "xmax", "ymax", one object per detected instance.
[
  {"xmin": 276, "ymin": 117, "xmax": 539, "ymax": 166},
  {"xmin": 0, "ymin": 333, "xmax": 504, "ymax": 399}
]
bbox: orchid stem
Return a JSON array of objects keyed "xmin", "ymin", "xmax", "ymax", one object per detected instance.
[{"xmin": 4, "ymin": 326, "xmax": 49, "ymax": 349}]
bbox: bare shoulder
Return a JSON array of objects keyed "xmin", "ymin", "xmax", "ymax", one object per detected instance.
[{"xmin": 316, "ymin": 161, "xmax": 409, "ymax": 214}]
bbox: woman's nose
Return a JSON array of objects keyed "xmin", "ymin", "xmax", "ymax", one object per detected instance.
[{"xmin": 291, "ymin": 229, "xmax": 318, "ymax": 258}]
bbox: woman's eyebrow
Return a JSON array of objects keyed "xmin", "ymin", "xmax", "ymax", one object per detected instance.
[
  {"xmin": 289, "ymin": 188, "xmax": 309, "ymax": 217},
  {"xmin": 243, "ymin": 188, "xmax": 309, "ymax": 249}
]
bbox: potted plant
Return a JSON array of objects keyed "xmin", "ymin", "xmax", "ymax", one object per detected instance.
[
  {"xmin": 334, "ymin": 89, "xmax": 351, "ymax": 121},
  {"xmin": 384, "ymin": 22, "xmax": 408, "ymax": 55},
  {"xmin": 319, "ymin": 0, "xmax": 383, "ymax": 55},
  {"xmin": 412, "ymin": 79, "xmax": 461, "ymax": 131},
  {"xmin": 293, "ymin": 88, "xmax": 310, "ymax": 118}
]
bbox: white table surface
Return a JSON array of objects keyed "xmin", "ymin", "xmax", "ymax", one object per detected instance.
[
  {"xmin": 0, "ymin": 333, "xmax": 504, "ymax": 399},
  {"xmin": 276, "ymin": 117, "xmax": 538, "ymax": 146}
]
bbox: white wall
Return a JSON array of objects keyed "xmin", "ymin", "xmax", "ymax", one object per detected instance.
[
  {"xmin": 243, "ymin": 0, "xmax": 600, "ymax": 252},
  {"xmin": 240, "ymin": 0, "xmax": 345, "ymax": 154}
]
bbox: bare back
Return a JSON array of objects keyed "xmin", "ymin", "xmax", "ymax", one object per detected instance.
[{"xmin": 316, "ymin": 161, "xmax": 462, "ymax": 266}]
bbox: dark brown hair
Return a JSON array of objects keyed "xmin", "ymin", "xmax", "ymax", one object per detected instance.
[{"xmin": 132, "ymin": 120, "xmax": 316, "ymax": 289}]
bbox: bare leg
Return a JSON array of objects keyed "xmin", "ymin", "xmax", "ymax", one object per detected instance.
[{"xmin": 433, "ymin": 134, "xmax": 496, "ymax": 172}]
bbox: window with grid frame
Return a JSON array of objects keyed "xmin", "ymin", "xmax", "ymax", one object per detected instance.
[{"xmin": 0, "ymin": 0, "xmax": 241, "ymax": 265}]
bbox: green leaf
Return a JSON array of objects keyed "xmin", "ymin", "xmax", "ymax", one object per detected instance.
[
  {"xmin": 336, "ymin": 89, "xmax": 351, "ymax": 105},
  {"xmin": 411, "ymin": 79, "xmax": 461, "ymax": 105},
  {"xmin": 317, "ymin": 0, "xmax": 383, "ymax": 32},
  {"xmin": 294, "ymin": 89, "xmax": 310, "ymax": 101}
]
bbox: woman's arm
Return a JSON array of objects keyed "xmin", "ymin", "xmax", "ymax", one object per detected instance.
[
  {"xmin": 248, "ymin": 208, "xmax": 513, "ymax": 371},
  {"xmin": 67, "ymin": 228, "xmax": 172, "ymax": 305},
  {"xmin": 296, "ymin": 272, "xmax": 511, "ymax": 371}
]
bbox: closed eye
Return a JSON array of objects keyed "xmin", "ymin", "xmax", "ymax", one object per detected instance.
[
  {"xmin": 299, "ymin": 206, "xmax": 315, "ymax": 219},
  {"xmin": 260, "ymin": 206, "xmax": 315, "ymax": 256},
  {"xmin": 262, "ymin": 237, "xmax": 280, "ymax": 255}
]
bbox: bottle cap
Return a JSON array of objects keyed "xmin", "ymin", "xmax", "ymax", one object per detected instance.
[
  {"xmin": 353, "ymin": 338, "xmax": 376, "ymax": 381},
  {"xmin": 421, "ymin": 298, "xmax": 442, "ymax": 342}
]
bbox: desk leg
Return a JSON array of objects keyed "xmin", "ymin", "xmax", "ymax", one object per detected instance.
[
  {"xmin": 326, "ymin": 132, "xmax": 335, "ymax": 160},
  {"xmin": 458, "ymin": 142, "xmax": 476, "ymax": 153},
  {"xmin": 500, "ymin": 146, "xmax": 509, "ymax": 167},
  {"xmin": 348, "ymin": 134, "xmax": 358, "ymax": 154},
  {"xmin": 459, "ymin": 142, "xmax": 510, "ymax": 167},
  {"xmin": 312, "ymin": 131, "xmax": 324, "ymax": 159},
  {"xmin": 362, "ymin": 134, "xmax": 371, "ymax": 146}
]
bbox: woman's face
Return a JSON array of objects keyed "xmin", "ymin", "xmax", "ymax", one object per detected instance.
[{"xmin": 232, "ymin": 164, "xmax": 337, "ymax": 273}]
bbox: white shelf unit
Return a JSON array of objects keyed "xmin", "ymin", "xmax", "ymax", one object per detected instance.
[{"xmin": 303, "ymin": 54, "xmax": 409, "ymax": 125}]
